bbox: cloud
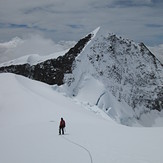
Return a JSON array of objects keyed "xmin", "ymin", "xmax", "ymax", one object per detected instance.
[
  {"xmin": 146, "ymin": 24, "xmax": 163, "ymax": 28},
  {"xmin": 67, "ymin": 24, "xmax": 85, "ymax": 29},
  {"xmin": 0, "ymin": 35, "xmax": 75, "ymax": 64},
  {"xmin": 0, "ymin": 0, "xmax": 163, "ymax": 46},
  {"xmin": 110, "ymin": 0, "xmax": 153, "ymax": 7}
]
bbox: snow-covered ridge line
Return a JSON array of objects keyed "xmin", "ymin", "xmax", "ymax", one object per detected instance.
[
  {"xmin": 75, "ymin": 27, "xmax": 100, "ymax": 59},
  {"xmin": 0, "ymin": 31, "xmax": 93, "ymax": 85},
  {"xmin": 91, "ymin": 26, "xmax": 100, "ymax": 38},
  {"xmin": 0, "ymin": 50, "xmax": 68, "ymax": 67}
]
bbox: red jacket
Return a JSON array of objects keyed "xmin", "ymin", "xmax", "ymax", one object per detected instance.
[{"xmin": 60, "ymin": 119, "xmax": 65, "ymax": 128}]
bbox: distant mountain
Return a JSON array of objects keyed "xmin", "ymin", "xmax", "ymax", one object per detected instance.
[
  {"xmin": 0, "ymin": 36, "xmax": 76, "ymax": 64},
  {"xmin": 0, "ymin": 27, "xmax": 163, "ymax": 126}
]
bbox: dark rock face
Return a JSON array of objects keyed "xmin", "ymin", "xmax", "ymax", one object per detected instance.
[
  {"xmin": 0, "ymin": 34, "xmax": 92, "ymax": 85},
  {"xmin": 88, "ymin": 35, "xmax": 163, "ymax": 112}
]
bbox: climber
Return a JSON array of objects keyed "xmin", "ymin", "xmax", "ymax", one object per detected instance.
[{"xmin": 59, "ymin": 118, "xmax": 66, "ymax": 135}]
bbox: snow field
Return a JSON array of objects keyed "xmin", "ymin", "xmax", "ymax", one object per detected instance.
[{"xmin": 0, "ymin": 73, "xmax": 163, "ymax": 163}]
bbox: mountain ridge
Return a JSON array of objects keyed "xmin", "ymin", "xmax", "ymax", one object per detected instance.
[
  {"xmin": 0, "ymin": 27, "xmax": 163, "ymax": 126},
  {"xmin": 0, "ymin": 32, "xmax": 93, "ymax": 85}
]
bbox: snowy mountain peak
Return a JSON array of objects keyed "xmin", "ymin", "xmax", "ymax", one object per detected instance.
[
  {"xmin": 91, "ymin": 26, "xmax": 100, "ymax": 37},
  {"xmin": 0, "ymin": 28, "xmax": 163, "ymax": 126},
  {"xmin": 62, "ymin": 28, "xmax": 163, "ymax": 126}
]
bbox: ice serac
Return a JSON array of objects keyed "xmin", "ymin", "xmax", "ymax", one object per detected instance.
[{"xmin": 63, "ymin": 28, "xmax": 163, "ymax": 126}]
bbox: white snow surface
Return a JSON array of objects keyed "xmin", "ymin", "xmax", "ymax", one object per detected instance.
[{"xmin": 0, "ymin": 73, "xmax": 163, "ymax": 163}]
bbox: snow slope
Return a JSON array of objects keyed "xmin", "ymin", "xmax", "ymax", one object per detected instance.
[{"xmin": 0, "ymin": 73, "xmax": 163, "ymax": 163}]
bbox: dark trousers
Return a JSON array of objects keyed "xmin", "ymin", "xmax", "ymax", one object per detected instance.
[{"xmin": 59, "ymin": 127, "xmax": 64, "ymax": 135}]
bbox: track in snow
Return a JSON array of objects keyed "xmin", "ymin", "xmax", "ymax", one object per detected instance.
[
  {"xmin": 61, "ymin": 135, "xmax": 93, "ymax": 163},
  {"xmin": 50, "ymin": 120, "xmax": 93, "ymax": 163}
]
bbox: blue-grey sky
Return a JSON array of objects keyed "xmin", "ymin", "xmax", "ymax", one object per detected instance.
[{"xmin": 0, "ymin": 0, "xmax": 163, "ymax": 46}]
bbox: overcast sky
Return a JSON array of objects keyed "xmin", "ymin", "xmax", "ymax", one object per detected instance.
[{"xmin": 0, "ymin": 0, "xmax": 163, "ymax": 46}]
